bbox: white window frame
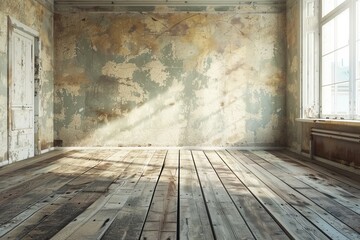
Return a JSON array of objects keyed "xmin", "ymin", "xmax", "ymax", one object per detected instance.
[
  {"xmin": 302, "ymin": 0, "xmax": 360, "ymax": 120},
  {"xmin": 302, "ymin": 0, "xmax": 320, "ymax": 119}
]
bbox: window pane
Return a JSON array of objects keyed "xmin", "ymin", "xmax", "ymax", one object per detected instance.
[
  {"xmin": 321, "ymin": 85, "xmax": 335, "ymax": 115},
  {"xmin": 322, "ymin": 19, "xmax": 335, "ymax": 55},
  {"xmin": 334, "ymin": 47, "xmax": 350, "ymax": 83},
  {"xmin": 322, "ymin": 53, "xmax": 334, "ymax": 86},
  {"xmin": 322, "ymin": 0, "xmax": 345, "ymax": 16},
  {"xmin": 322, "ymin": 9, "xmax": 349, "ymax": 55},
  {"xmin": 336, "ymin": 9, "xmax": 349, "ymax": 48},
  {"xmin": 335, "ymin": 83, "xmax": 350, "ymax": 115},
  {"xmin": 322, "ymin": 83, "xmax": 350, "ymax": 116},
  {"xmin": 322, "ymin": 85, "xmax": 335, "ymax": 115},
  {"xmin": 322, "ymin": 48, "xmax": 349, "ymax": 86}
]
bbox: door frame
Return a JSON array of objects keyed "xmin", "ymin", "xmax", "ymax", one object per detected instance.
[{"xmin": 7, "ymin": 17, "xmax": 40, "ymax": 162}]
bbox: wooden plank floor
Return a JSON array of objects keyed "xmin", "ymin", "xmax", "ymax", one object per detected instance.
[{"xmin": 0, "ymin": 149, "xmax": 359, "ymax": 240}]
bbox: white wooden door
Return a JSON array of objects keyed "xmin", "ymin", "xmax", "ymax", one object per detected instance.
[{"xmin": 8, "ymin": 28, "xmax": 35, "ymax": 162}]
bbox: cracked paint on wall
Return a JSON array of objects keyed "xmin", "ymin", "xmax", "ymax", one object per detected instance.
[
  {"xmin": 54, "ymin": 9, "xmax": 286, "ymax": 147},
  {"xmin": 0, "ymin": 0, "xmax": 54, "ymax": 164}
]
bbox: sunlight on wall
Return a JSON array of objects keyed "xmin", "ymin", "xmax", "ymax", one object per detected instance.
[{"xmin": 54, "ymin": 10, "xmax": 286, "ymax": 147}]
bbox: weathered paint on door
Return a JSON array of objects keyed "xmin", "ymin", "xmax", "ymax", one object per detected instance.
[{"xmin": 8, "ymin": 28, "xmax": 35, "ymax": 162}]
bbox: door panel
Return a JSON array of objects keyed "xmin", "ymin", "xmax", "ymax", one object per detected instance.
[
  {"xmin": 9, "ymin": 28, "xmax": 35, "ymax": 162},
  {"xmin": 11, "ymin": 109, "xmax": 34, "ymax": 130}
]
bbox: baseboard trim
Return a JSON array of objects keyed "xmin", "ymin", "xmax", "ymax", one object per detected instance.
[
  {"xmin": 311, "ymin": 155, "xmax": 360, "ymax": 175},
  {"xmin": 41, "ymin": 147, "xmax": 56, "ymax": 154},
  {"xmin": 0, "ymin": 160, "xmax": 10, "ymax": 168},
  {"xmin": 286, "ymin": 147, "xmax": 360, "ymax": 179},
  {"xmin": 55, "ymin": 146, "xmax": 286, "ymax": 151},
  {"xmin": 0, "ymin": 149, "xmax": 67, "ymax": 170}
]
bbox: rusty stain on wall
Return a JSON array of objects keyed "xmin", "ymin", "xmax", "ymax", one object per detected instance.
[
  {"xmin": 0, "ymin": 0, "xmax": 54, "ymax": 164},
  {"xmin": 54, "ymin": 9, "xmax": 287, "ymax": 147}
]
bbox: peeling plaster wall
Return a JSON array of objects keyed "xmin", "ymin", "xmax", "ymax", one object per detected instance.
[
  {"xmin": 286, "ymin": 0, "xmax": 301, "ymax": 151},
  {"xmin": 54, "ymin": 8, "xmax": 286, "ymax": 147},
  {"xmin": 0, "ymin": 0, "xmax": 54, "ymax": 163}
]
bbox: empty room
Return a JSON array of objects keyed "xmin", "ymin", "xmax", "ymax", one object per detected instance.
[{"xmin": 0, "ymin": 0, "xmax": 359, "ymax": 239}]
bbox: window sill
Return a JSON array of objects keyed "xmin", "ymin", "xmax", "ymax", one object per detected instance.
[{"xmin": 296, "ymin": 118, "xmax": 360, "ymax": 127}]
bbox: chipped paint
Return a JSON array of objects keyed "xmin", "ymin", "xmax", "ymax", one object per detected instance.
[
  {"xmin": 286, "ymin": 0, "xmax": 301, "ymax": 151},
  {"xmin": 55, "ymin": 9, "xmax": 287, "ymax": 147},
  {"xmin": 0, "ymin": 0, "xmax": 54, "ymax": 164},
  {"xmin": 102, "ymin": 62, "xmax": 137, "ymax": 80},
  {"xmin": 0, "ymin": 53, "xmax": 7, "ymax": 161}
]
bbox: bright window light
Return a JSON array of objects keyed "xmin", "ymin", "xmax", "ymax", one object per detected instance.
[
  {"xmin": 321, "ymin": 8, "xmax": 350, "ymax": 117},
  {"xmin": 322, "ymin": 0, "xmax": 346, "ymax": 16},
  {"xmin": 303, "ymin": 0, "xmax": 360, "ymax": 120}
]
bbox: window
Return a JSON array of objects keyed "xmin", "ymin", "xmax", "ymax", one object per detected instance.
[
  {"xmin": 302, "ymin": 0, "xmax": 360, "ymax": 120},
  {"xmin": 321, "ymin": 8, "xmax": 350, "ymax": 118},
  {"xmin": 322, "ymin": 0, "xmax": 346, "ymax": 17}
]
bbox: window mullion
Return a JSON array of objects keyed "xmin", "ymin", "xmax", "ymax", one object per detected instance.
[{"xmin": 321, "ymin": 0, "xmax": 351, "ymax": 24}]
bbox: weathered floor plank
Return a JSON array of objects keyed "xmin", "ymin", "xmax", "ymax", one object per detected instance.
[
  {"xmin": 102, "ymin": 151, "xmax": 166, "ymax": 240},
  {"xmin": 61, "ymin": 150, "xmax": 156, "ymax": 240},
  {"xmin": 225, "ymin": 150, "xmax": 330, "ymax": 240},
  {"xmin": 179, "ymin": 150, "xmax": 214, "ymax": 240},
  {"xmin": 0, "ymin": 151, "xmax": 104, "ymax": 233},
  {"xmin": 50, "ymin": 150, "xmax": 141, "ymax": 240},
  {"xmin": 271, "ymin": 151, "xmax": 360, "ymax": 193},
  {"xmin": 238, "ymin": 150, "xmax": 359, "ymax": 240},
  {"xmin": 1, "ymin": 150, "xmax": 119, "ymax": 240},
  {"xmin": 0, "ymin": 149, "xmax": 358, "ymax": 240},
  {"xmin": 205, "ymin": 151, "xmax": 290, "ymax": 240},
  {"xmin": 256, "ymin": 151, "xmax": 360, "ymax": 213},
  {"xmin": 0, "ymin": 151, "xmax": 105, "ymax": 238},
  {"xmin": 140, "ymin": 150, "xmax": 179, "ymax": 240},
  {"xmin": 253, "ymin": 151, "xmax": 360, "ymax": 230},
  {"xmin": 193, "ymin": 150, "xmax": 255, "ymax": 240}
]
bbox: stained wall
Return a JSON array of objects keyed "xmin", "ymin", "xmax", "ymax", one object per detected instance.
[
  {"xmin": 0, "ymin": 0, "xmax": 54, "ymax": 164},
  {"xmin": 286, "ymin": 0, "xmax": 301, "ymax": 151},
  {"xmin": 54, "ymin": 6, "xmax": 287, "ymax": 147}
]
